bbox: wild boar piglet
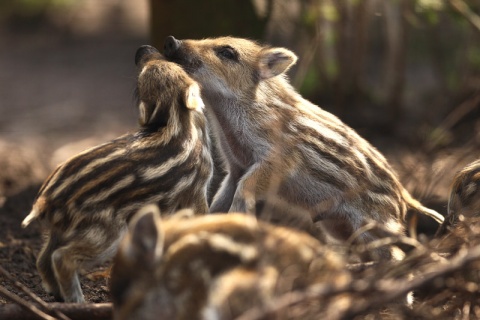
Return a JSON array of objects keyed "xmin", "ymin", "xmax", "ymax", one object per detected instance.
[
  {"xmin": 21, "ymin": 46, "xmax": 213, "ymax": 302},
  {"xmin": 164, "ymin": 35, "xmax": 444, "ymax": 258},
  {"xmin": 436, "ymin": 159, "xmax": 480, "ymax": 237},
  {"xmin": 110, "ymin": 205, "xmax": 350, "ymax": 320}
]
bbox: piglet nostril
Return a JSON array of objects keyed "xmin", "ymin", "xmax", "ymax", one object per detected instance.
[{"xmin": 164, "ymin": 36, "xmax": 181, "ymax": 57}]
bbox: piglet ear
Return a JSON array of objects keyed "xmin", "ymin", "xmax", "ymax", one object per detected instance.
[
  {"xmin": 135, "ymin": 45, "xmax": 161, "ymax": 67},
  {"xmin": 123, "ymin": 204, "xmax": 164, "ymax": 267},
  {"xmin": 184, "ymin": 82, "xmax": 205, "ymax": 111},
  {"xmin": 257, "ymin": 48, "xmax": 298, "ymax": 80}
]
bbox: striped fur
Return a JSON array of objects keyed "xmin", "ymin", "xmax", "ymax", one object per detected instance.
[
  {"xmin": 164, "ymin": 36, "xmax": 444, "ymax": 258},
  {"xmin": 110, "ymin": 205, "xmax": 349, "ymax": 320},
  {"xmin": 436, "ymin": 159, "xmax": 480, "ymax": 236},
  {"xmin": 448, "ymin": 159, "xmax": 480, "ymax": 218},
  {"xmin": 21, "ymin": 47, "xmax": 213, "ymax": 302}
]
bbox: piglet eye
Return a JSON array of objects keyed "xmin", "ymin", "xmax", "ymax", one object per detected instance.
[{"xmin": 215, "ymin": 46, "xmax": 238, "ymax": 61}]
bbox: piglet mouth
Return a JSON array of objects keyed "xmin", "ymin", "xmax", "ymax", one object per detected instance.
[{"xmin": 163, "ymin": 36, "xmax": 202, "ymax": 74}]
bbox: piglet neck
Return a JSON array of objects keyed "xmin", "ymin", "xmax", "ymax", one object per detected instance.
[{"xmin": 141, "ymin": 102, "xmax": 193, "ymax": 141}]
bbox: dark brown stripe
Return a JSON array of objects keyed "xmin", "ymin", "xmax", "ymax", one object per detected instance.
[{"xmin": 47, "ymin": 134, "xmax": 185, "ymax": 202}]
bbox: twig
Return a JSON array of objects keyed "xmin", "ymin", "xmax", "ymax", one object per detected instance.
[
  {"xmin": 0, "ymin": 285, "xmax": 56, "ymax": 320},
  {"xmin": 346, "ymin": 220, "xmax": 423, "ymax": 252},
  {"xmin": 450, "ymin": 0, "xmax": 480, "ymax": 33},
  {"xmin": 343, "ymin": 244, "xmax": 480, "ymax": 318},
  {"xmin": 345, "ymin": 222, "xmax": 378, "ymax": 247},
  {"xmin": 235, "ymin": 282, "xmax": 353, "ymax": 320},
  {"xmin": 439, "ymin": 93, "xmax": 480, "ymax": 133},
  {"xmin": 362, "ymin": 234, "xmax": 422, "ymax": 252},
  {"xmin": 427, "ymin": 93, "xmax": 480, "ymax": 150},
  {"xmin": 0, "ymin": 303, "xmax": 112, "ymax": 320},
  {"xmin": 0, "ymin": 266, "xmax": 71, "ymax": 320},
  {"xmin": 237, "ymin": 243, "xmax": 480, "ymax": 320}
]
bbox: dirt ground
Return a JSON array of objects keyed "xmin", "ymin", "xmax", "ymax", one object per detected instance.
[{"xmin": 0, "ymin": 22, "xmax": 479, "ymax": 310}]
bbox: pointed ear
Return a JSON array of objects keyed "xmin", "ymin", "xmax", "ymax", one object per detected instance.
[
  {"xmin": 257, "ymin": 48, "xmax": 297, "ymax": 80},
  {"xmin": 184, "ymin": 82, "xmax": 204, "ymax": 111},
  {"xmin": 123, "ymin": 204, "xmax": 164, "ymax": 267}
]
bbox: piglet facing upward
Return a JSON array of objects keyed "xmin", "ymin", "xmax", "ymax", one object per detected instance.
[
  {"xmin": 21, "ymin": 46, "xmax": 213, "ymax": 303},
  {"xmin": 110, "ymin": 205, "xmax": 350, "ymax": 320},
  {"xmin": 164, "ymin": 36, "xmax": 444, "ymax": 258}
]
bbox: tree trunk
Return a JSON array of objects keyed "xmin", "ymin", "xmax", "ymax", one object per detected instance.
[
  {"xmin": 149, "ymin": 0, "xmax": 269, "ymax": 50},
  {"xmin": 384, "ymin": 0, "xmax": 408, "ymax": 131}
]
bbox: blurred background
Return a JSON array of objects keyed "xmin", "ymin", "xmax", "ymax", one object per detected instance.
[{"xmin": 0, "ymin": 0, "xmax": 479, "ymax": 206}]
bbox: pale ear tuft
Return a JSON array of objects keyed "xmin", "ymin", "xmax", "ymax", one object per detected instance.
[
  {"xmin": 185, "ymin": 83, "xmax": 205, "ymax": 111},
  {"xmin": 258, "ymin": 48, "xmax": 298, "ymax": 80},
  {"xmin": 138, "ymin": 101, "xmax": 150, "ymax": 126},
  {"xmin": 124, "ymin": 204, "xmax": 164, "ymax": 267}
]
